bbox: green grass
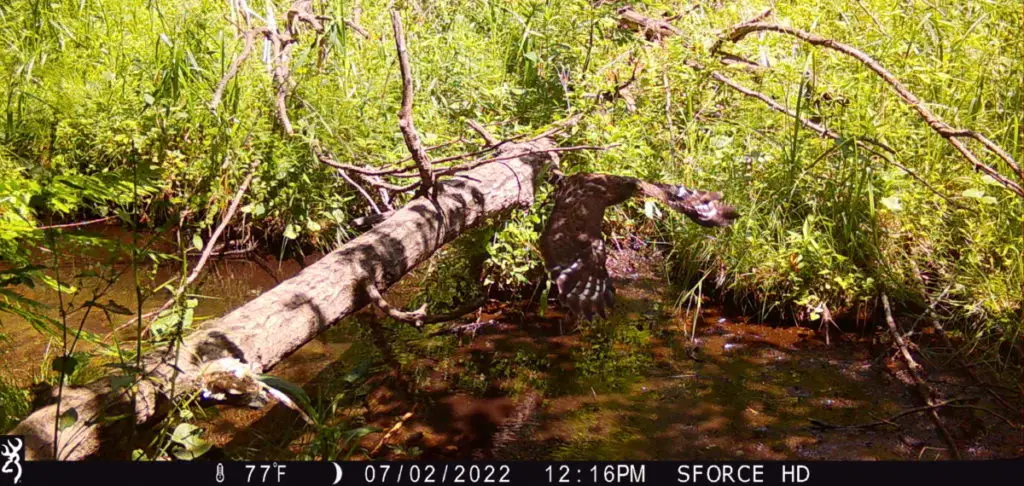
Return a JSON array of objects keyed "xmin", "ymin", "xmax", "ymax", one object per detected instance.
[{"xmin": 0, "ymin": 373, "xmax": 29, "ymax": 432}]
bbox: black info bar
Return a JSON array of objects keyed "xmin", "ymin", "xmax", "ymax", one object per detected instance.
[{"xmin": 2, "ymin": 460, "xmax": 1022, "ymax": 486}]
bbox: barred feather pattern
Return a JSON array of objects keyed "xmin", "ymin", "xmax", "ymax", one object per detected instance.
[{"xmin": 540, "ymin": 173, "xmax": 738, "ymax": 319}]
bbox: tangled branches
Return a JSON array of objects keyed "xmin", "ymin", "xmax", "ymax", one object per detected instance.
[{"xmin": 717, "ymin": 10, "xmax": 1023, "ymax": 198}]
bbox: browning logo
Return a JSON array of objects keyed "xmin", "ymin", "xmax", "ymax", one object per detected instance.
[{"xmin": 0, "ymin": 436, "xmax": 22, "ymax": 485}]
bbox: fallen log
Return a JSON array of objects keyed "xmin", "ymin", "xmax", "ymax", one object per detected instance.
[{"xmin": 10, "ymin": 139, "xmax": 557, "ymax": 460}]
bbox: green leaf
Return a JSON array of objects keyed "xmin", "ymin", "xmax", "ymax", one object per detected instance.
[
  {"xmin": 283, "ymin": 224, "xmax": 299, "ymax": 240},
  {"xmin": 52, "ymin": 355, "xmax": 79, "ymax": 375},
  {"xmin": 143, "ymin": 93, "xmax": 155, "ymax": 106},
  {"xmin": 306, "ymin": 220, "xmax": 322, "ymax": 232},
  {"xmin": 110, "ymin": 375, "xmax": 133, "ymax": 392},
  {"xmin": 880, "ymin": 195, "xmax": 902, "ymax": 211},
  {"xmin": 538, "ymin": 281, "xmax": 550, "ymax": 317},
  {"xmin": 342, "ymin": 426, "xmax": 380, "ymax": 443},
  {"xmin": 170, "ymin": 423, "xmax": 200, "ymax": 444},
  {"xmin": 259, "ymin": 375, "xmax": 312, "ymax": 410},
  {"xmin": 192, "ymin": 234, "xmax": 203, "ymax": 251},
  {"xmin": 172, "ymin": 441, "xmax": 211, "ymax": 460},
  {"xmin": 168, "ymin": 421, "xmax": 211, "ymax": 459},
  {"xmin": 58, "ymin": 408, "xmax": 79, "ymax": 430},
  {"xmin": 38, "ymin": 274, "xmax": 77, "ymax": 294},
  {"xmin": 961, "ymin": 188, "xmax": 985, "ymax": 199}
]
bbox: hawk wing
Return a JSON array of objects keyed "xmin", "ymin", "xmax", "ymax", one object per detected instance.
[
  {"xmin": 669, "ymin": 186, "xmax": 740, "ymax": 227},
  {"xmin": 538, "ymin": 173, "xmax": 739, "ymax": 320},
  {"xmin": 539, "ymin": 174, "xmax": 636, "ymax": 319}
]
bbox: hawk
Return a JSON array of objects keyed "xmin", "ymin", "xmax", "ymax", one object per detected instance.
[{"xmin": 539, "ymin": 173, "xmax": 739, "ymax": 319}]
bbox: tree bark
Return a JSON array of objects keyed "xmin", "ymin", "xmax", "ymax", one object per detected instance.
[{"xmin": 10, "ymin": 139, "xmax": 556, "ymax": 460}]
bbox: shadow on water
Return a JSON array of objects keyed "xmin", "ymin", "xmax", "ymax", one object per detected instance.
[
  {"xmin": 201, "ymin": 247, "xmax": 1020, "ymax": 461},
  {"xmin": 4, "ymin": 225, "xmax": 1020, "ymax": 460}
]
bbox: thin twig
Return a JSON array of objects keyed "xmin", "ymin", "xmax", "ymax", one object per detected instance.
[
  {"xmin": 432, "ymin": 144, "xmax": 620, "ymax": 176},
  {"xmin": 810, "ymin": 396, "xmax": 975, "ymax": 430},
  {"xmin": 211, "ymin": 1, "xmax": 326, "ymax": 135},
  {"xmin": 358, "ymin": 174, "xmax": 420, "ymax": 192},
  {"xmin": 341, "ymin": 18, "xmax": 370, "ymax": 38},
  {"xmin": 725, "ymin": 22, "xmax": 1024, "ymax": 197},
  {"xmin": 370, "ymin": 410, "xmax": 415, "ymax": 456},
  {"xmin": 210, "ymin": 28, "xmax": 268, "ymax": 112},
  {"xmin": 185, "ymin": 162, "xmax": 260, "ymax": 290},
  {"xmin": 881, "ymin": 293, "xmax": 961, "ymax": 459},
  {"xmin": 907, "ymin": 262, "xmax": 1020, "ymax": 413},
  {"xmin": 710, "ymin": 71, "xmax": 963, "ymax": 208},
  {"xmin": 617, "ymin": 5, "xmax": 683, "ymax": 41},
  {"xmin": 35, "ymin": 216, "xmax": 117, "ymax": 231},
  {"xmin": 312, "ymin": 145, "xmax": 382, "ymax": 213},
  {"xmin": 390, "ymin": 9, "xmax": 434, "ymax": 195},
  {"xmin": 337, "ymin": 167, "xmax": 382, "ymax": 214},
  {"xmin": 467, "ymin": 119, "xmax": 499, "ymax": 146},
  {"xmin": 115, "ymin": 160, "xmax": 260, "ymax": 332}
]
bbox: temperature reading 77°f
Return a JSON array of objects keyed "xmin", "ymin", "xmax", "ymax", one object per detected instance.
[{"xmin": 245, "ymin": 463, "xmax": 287, "ymax": 484}]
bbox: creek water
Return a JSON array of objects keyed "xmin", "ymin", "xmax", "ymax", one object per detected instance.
[{"xmin": 1, "ymin": 225, "xmax": 1019, "ymax": 460}]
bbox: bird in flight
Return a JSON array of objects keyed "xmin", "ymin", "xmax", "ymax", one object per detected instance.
[{"xmin": 539, "ymin": 173, "xmax": 739, "ymax": 319}]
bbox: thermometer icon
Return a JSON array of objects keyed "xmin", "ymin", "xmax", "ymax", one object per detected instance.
[{"xmin": 216, "ymin": 463, "xmax": 225, "ymax": 483}]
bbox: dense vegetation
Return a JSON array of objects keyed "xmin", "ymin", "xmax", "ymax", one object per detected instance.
[{"xmin": 0, "ymin": 0, "xmax": 1021, "ymax": 458}]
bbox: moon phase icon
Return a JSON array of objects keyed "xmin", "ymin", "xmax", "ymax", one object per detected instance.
[{"xmin": 332, "ymin": 462, "xmax": 343, "ymax": 485}]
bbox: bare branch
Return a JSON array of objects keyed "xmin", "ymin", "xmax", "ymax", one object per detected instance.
[
  {"xmin": 725, "ymin": 22, "xmax": 1024, "ymax": 197},
  {"xmin": 881, "ymin": 294, "xmax": 961, "ymax": 459},
  {"xmin": 210, "ymin": 28, "xmax": 268, "ymax": 112},
  {"xmin": 432, "ymin": 144, "xmax": 620, "ymax": 176},
  {"xmin": 390, "ymin": 9, "xmax": 435, "ymax": 195},
  {"xmin": 365, "ymin": 282, "xmax": 427, "ymax": 327},
  {"xmin": 584, "ymin": 60, "xmax": 641, "ymax": 111},
  {"xmin": 467, "ymin": 119, "xmax": 499, "ymax": 146},
  {"xmin": 341, "ymin": 18, "xmax": 370, "ymax": 39},
  {"xmin": 709, "ymin": 8, "xmax": 774, "ymax": 55},
  {"xmin": 351, "ymin": 210, "xmax": 395, "ymax": 231},
  {"xmin": 370, "ymin": 410, "xmax": 415, "ymax": 456},
  {"xmin": 711, "ymin": 72, "xmax": 837, "ymax": 138},
  {"xmin": 35, "ymin": 216, "xmax": 117, "ymax": 231},
  {"xmin": 187, "ymin": 161, "xmax": 259, "ymax": 288},
  {"xmin": 126, "ymin": 159, "xmax": 261, "ymax": 330},
  {"xmin": 212, "ymin": 1, "xmax": 327, "ymax": 134},
  {"xmin": 617, "ymin": 5, "xmax": 683, "ymax": 41},
  {"xmin": 711, "ymin": 71, "xmax": 963, "ymax": 208},
  {"xmin": 336, "ymin": 167, "xmax": 382, "ymax": 214},
  {"xmin": 810, "ymin": 396, "xmax": 977, "ymax": 430},
  {"xmin": 286, "ymin": 0, "xmax": 323, "ymax": 33}
]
